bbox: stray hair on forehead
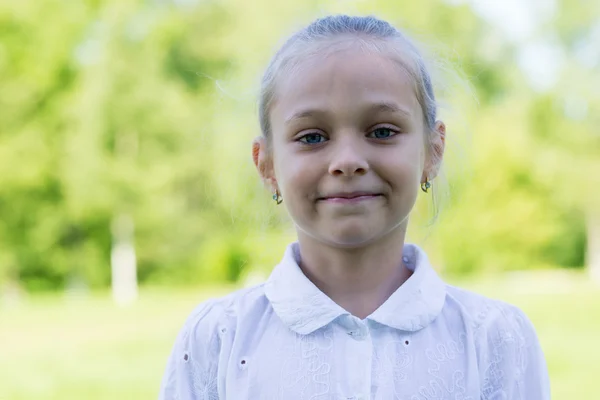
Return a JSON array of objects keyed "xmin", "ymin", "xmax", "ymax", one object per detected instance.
[{"xmin": 258, "ymin": 15, "xmax": 439, "ymax": 146}]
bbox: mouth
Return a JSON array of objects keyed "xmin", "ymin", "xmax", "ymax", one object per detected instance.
[{"xmin": 317, "ymin": 191, "xmax": 383, "ymax": 203}]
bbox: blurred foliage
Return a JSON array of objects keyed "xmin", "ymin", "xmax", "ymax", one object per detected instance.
[{"xmin": 0, "ymin": 0, "xmax": 598, "ymax": 291}]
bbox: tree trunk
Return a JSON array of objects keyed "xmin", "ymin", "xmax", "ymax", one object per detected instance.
[
  {"xmin": 111, "ymin": 214, "xmax": 138, "ymax": 306},
  {"xmin": 587, "ymin": 210, "xmax": 600, "ymax": 283}
]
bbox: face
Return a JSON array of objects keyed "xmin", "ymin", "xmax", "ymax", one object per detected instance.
[{"xmin": 254, "ymin": 42, "xmax": 445, "ymax": 248}]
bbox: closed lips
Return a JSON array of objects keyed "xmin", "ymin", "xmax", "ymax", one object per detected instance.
[{"xmin": 319, "ymin": 192, "xmax": 382, "ymax": 200}]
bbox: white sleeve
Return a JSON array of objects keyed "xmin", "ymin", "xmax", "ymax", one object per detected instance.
[
  {"xmin": 158, "ymin": 301, "xmax": 221, "ymax": 400},
  {"xmin": 478, "ymin": 303, "xmax": 551, "ymax": 400}
]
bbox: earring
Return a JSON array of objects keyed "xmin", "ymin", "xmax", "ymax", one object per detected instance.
[
  {"xmin": 272, "ymin": 189, "xmax": 283, "ymax": 205},
  {"xmin": 421, "ymin": 177, "xmax": 432, "ymax": 193}
]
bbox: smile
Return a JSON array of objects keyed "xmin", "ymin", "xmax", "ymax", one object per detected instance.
[{"xmin": 318, "ymin": 192, "xmax": 383, "ymax": 204}]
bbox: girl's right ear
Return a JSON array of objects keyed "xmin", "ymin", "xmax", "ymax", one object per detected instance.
[{"xmin": 252, "ymin": 136, "xmax": 277, "ymax": 190}]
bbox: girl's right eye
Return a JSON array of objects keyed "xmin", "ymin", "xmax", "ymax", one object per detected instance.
[{"xmin": 298, "ymin": 133, "xmax": 327, "ymax": 144}]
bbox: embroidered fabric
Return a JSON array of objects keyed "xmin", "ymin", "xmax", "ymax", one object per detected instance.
[{"xmin": 158, "ymin": 243, "xmax": 550, "ymax": 400}]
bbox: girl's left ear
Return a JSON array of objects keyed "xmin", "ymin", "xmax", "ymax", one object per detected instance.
[{"xmin": 423, "ymin": 121, "xmax": 446, "ymax": 181}]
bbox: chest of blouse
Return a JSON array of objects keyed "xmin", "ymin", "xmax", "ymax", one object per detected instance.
[{"xmin": 221, "ymin": 313, "xmax": 480, "ymax": 400}]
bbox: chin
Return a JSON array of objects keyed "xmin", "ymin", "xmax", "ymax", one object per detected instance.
[
  {"xmin": 326, "ymin": 237, "xmax": 377, "ymax": 249},
  {"xmin": 296, "ymin": 215, "xmax": 404, "ymax": 248},
  {"xmin": 323, "ymin": 226, "xmax": 384, "ymax": 249}
]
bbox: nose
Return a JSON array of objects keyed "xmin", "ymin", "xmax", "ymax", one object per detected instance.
[{"xmin": 328, "ymin": 137, "xmax": 369, "ymax": 177}]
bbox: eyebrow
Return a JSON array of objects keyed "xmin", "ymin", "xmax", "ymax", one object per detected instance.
[{"xmin": 284, "ymin": 102, "xmax": 412, "ymax": 124}]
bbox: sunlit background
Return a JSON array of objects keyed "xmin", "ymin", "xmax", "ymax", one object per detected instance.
[{"xmin": 0, "ymin": 0, "xmax": 598, "ymax": 399}]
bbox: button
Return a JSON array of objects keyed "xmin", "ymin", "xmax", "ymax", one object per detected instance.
[
  {"xmin": 340, "ymin": 315, "xmax": 369, "ymax": 339},
  {"xmin": 347, "ymin": 329, "xmax": 368, "ymax": 341}
]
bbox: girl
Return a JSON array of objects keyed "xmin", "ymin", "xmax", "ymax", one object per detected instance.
[{"xmin": 159, "ymin": 15, "xmax": 551, "ymax": 400}]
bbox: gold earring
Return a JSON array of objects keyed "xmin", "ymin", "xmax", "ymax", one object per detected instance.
[
  {"xmin": 272, "ymin": 189, "xmax": 283, "ymax": 205},
  {"xmin": 421, "ymin": 177, "xmax": 432, "ymax": 193}
]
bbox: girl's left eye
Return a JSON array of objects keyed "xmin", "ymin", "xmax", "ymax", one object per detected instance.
[{"xmin": 368, "ymin": 127, "xmax": 397, "ymax": 139}]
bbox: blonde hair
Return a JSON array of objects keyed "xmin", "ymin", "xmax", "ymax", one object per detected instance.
[{"xmin": 260, "ymin": 16, "xmax": 438, "ymax": 139}]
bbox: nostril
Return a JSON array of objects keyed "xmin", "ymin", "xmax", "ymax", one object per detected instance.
[{"xmin": 330, "ymin": 166, "xmax": 368, "ymax": 177}]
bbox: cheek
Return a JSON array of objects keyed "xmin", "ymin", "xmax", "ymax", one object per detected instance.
[
  {"xmin": 271, "ymin": 141, "xmax": 292, "ymax": 182},
  {"xmin": 408, "ymin": 137, "xmax": 428, "ymax": 177},
  {"xmin": 386, "ymin": 141, "xmax": 425, "ymax": 181},
  {"xmin": 273, "ymin": 150, "xmax": 315, "ymax": 198},
  {"xmin": 281, "ymin": 163, "xmax": 318, "ymax": 198}
]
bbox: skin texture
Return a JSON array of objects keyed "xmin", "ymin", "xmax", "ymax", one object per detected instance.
[{"xmin": 253, "ymin": 41, "xmax": 446, "ymax": 318}]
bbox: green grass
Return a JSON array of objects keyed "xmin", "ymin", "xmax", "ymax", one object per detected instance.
[
  {"xmin": 0, "ymin": 286, "xmax": 233, "ymax": 400},
  {"xmin": 0, "ymin": 273, "xmax": 598, "ymax": 399}
]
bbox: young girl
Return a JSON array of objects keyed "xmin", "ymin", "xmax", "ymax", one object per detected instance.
[{"xmin": 159, "ymin": 15, "xmax": 550, "ymax": 400}]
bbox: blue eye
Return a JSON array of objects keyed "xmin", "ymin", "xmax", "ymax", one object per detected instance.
[
  {"xmin": 299, "ymin": 133, "xmax": 327, "ymax": 144},
  {"xmin": 369, "ymin": 127, "xmax": 396, "ymax": 139}
]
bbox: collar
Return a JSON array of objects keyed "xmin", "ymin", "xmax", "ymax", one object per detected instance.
[{"xmin": 264, "ymin": 242, "xmax": 447, "ymax": 335}]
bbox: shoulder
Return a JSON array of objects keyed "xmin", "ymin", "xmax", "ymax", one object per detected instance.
[
  {"xmin": 178, "ymin": 283, "xmax": 270, "ymax": 345},
  {"xmin": 443, "ymin": 284, "xmax": 534, "ymax": 336},
  {"xmin": 443, "ymin": 284, "xmax": 550, "ymax": 399},
  {"xmin": 158, "ymin": 284, "xmax": 269, "ymax": 399},
  {"xmin": 180, "ymin": 283, "xmax": 268, "ymax": 340},
  {"xmin": 173, "ymin": 283, "xmax": 269, "ymax": 370},
  {"xmin": 443, "ymin": 284, "xmax": 543, "ymax": 355},
  {"xmin": 442, "ymin": 285, "xmax": 543, "ymax": 368}
]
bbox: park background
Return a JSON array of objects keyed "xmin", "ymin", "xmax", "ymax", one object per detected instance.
[{"xmin": 0, "ymin": 0, "xmax": 599, "ymax": 398}]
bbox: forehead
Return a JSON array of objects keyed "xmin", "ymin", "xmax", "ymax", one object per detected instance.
[{"xmin": 271, "ymin": 41, "xmax": 422, "ymax": 123}]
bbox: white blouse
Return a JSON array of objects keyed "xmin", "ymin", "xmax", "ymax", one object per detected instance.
[{"xmin": 159, "ymin": 242, "xmax": 551, "ymax": 400}]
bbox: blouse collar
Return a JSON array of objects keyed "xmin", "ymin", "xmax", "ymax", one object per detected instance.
[{"xmin": 264, "ymin": 242, "xmax": 446, "ymax": 335}]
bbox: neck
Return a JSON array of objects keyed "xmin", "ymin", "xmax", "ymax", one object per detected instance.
[{"xmin": 296, "ymin": 225, "xmax": 413, "ymax": 319}]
